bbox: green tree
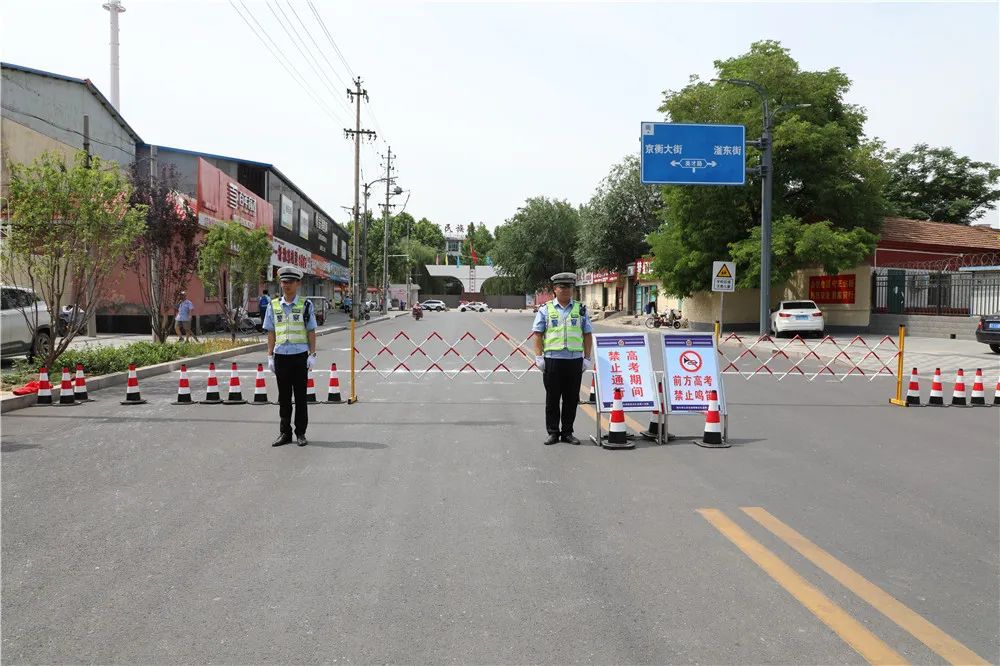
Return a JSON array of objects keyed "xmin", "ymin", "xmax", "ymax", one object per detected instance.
[
  {"xmin": 648, "ymin": 40, "xmax": 887, "ymax": 297},
  {"xmin": 491, "ymin": 197, "xmax": 580, "ymax": 293},
  {"xmin": 460, "ymin": 221, "xmax": 494, "ymax": 266},
  {"xmin": 196, "ymin": 221, "xmax": 272, "ymax": 341},
  {"xmin": 127, "ymin": 163, "xmax": 201, "ymax": 343},
  {"xmin": 881, "ymin": 143, "xmax": 1000, "ymax": 224},
  {"xmin": 3, "ymin": 150, "xmax": 146, "ymax": 368},
  {"xmin": 576, "ymin": 154, "xmax": 663, "ymax": 272}
]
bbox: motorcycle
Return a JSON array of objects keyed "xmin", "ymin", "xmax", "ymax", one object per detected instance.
[{"xmin": 411, "ymin": 305, "xmax": 423, "ymax": 320}]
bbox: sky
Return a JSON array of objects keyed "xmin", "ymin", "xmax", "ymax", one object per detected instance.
[{"xmin": 1, "ymin": 0, "xmax": 998, "ymax": 230}]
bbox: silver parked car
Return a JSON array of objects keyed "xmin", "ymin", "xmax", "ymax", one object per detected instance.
[{"xmin": 1, "ymin": 286, "xmax": 53, "ymax": 360}]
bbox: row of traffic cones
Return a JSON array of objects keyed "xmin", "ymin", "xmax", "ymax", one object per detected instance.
[
  {"xmin": 906, "ymin": 368, "xmax": 997, "ymax": 407},
  {"xmin": 170, "ymin": 362, "xmax": 344, "ymax": 405},
  {"xmin": 35, "ymin": 365, "xmax": 92, "ymax": 406},
  {"xmin": 602, "ymin": 384, "xmax": 722, "ymax": 449}
]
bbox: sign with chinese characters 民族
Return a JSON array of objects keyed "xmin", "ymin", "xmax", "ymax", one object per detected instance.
[
  {"xmin": 593, "ymin": 333, "xmax": 658, "ymax": 412},
  {"xmin": 661, "ymin": 332, "xmax": 726, "ymax": 414},
  {"xmin": 640, "ymin": 122, "xmax": 746, "ymax": 186},
  {"xmin": 712, "ymin": 261, "xmax": 736, "ymax": 292}
]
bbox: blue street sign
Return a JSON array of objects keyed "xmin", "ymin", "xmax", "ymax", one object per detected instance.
[{"xmin": 640, "ymin": 122, "xmax": 746, "ymax": 186}]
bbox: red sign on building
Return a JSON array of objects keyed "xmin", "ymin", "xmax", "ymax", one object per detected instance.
[{"xmin": 809, "ymin": 274, "xmax": 856, "ymax": 304}]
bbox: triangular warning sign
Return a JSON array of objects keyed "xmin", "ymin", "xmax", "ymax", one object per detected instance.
[{"xmin": 716, "ymin": 264, "xmax": 733, "ymax": 279}]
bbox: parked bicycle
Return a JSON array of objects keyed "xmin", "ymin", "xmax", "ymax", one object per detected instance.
[{"xmin": 644, "ymin": 310, "xmax": 687, "ymax": 329}]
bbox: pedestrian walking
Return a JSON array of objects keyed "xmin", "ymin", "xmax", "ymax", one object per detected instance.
[
  {"xmin": 174, "ymin": 290, "xmax": 199, "ymax": 342},
  {"xmin": 258, "ymin": 290, "xmax": 270, "ymax": 316},
  {"xmin": 532, "ymin": 272, "xmax": 593, "ymax": 445},
  {"xmin": 263, "ymin": 266, "xmax": 318, "ymax": 447}
]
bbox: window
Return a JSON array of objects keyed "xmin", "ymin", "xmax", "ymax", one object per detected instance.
[{"xmin": 783, "ymin": 301, "xmax": 817, "ymax": 310}]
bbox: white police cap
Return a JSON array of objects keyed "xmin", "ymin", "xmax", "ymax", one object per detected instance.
[
  {"xmin": 550, "ymin": 271, "xmax": 577, "ymax": 286},
  {"xmin": 278, "ymin": 265, "xmax": 304, "ymax": 281}
]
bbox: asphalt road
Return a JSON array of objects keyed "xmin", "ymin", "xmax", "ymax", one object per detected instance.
[{"xmin": 2, "ymin": 311, "xmax": 997, "ymax": 664}]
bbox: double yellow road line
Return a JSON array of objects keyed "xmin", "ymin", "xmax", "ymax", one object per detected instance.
[{"xmin": 699, "ymin": 507, "xmax": 987, "ymax": 665}]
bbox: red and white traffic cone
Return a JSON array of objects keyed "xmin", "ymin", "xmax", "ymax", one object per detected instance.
[
  {"xmin": 602, "ymin": 387, "xmax": 633, "ymax": 450},
  {"xmin": 994, "ymin": 375, "xmax": 1000, "ymax": 406},
  {"xmin": 171, "ymin": 364, "xmax": 195, "ymax": 405},
  {"xmin": 951, "ymin": 369, "xmax": 968, "ymax": 407},
  {"xmin": 585, "ymin": 374, "xmax": 596, "ymax": 404},
  {"xmin": 35, "ymin": 367, "xmax": 53, "ymax": 405},
  {"xmin": 201, "ymin": 362, "xmax": 223, "ymax": 404},
  {"xmin": 121, "ymin": 364, "xmax": 147, "ymax": 405},
  {"xmin": 224, "ymin": 362, "xmax": 247, "ymax": 404},
  {"xmin": 306, "ymin": 368, "xmax": 317, "ymax": 403},
  {"xmin": 701, "ymin": 390, "xmax": 725, "ymax": 447},
  {"xmin": 928, "ymin": 368, "xmax": 946, "ymax": 406},
  {"xmin": 325, "ymin": 362, "xmax": 343, "ymax": 403},
  {"xmin": 970, "ymin": 368, "xmax": 987, "ymax": 406},
  {"xmin": 905, "ymin": 368, "xmax": 921, "ymax": 406},
  {"xmin": 56, "ymin": 367, "xmax": 76, "ymax": 406},
  {"xmin": 251, "ymin": 363, "xmax": 270, "ymax": 405},
  {"xmin": 641, "ymin": 381, "xmax": 663, "ymax": 441},
  {"xmin": 73, "ymin": 363, "xmax": 92, "ymax": 402}
]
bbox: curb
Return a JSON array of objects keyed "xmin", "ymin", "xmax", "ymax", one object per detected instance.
[{"xmin": 0, "ymin": 314, "xmax": 399, "ymax": 414}]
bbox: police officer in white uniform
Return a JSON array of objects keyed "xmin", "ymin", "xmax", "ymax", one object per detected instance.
[
  {"xmin": 263, "ymin": 266, "xmax": 318, "ymax": 447},
  {"xmin": 532, "ymin": 272, "xmax": 594, "ymax": 445}
]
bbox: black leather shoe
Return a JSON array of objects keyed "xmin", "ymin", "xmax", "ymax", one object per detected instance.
[
  {"xmin": 296, "ymin": 435, "xmax": 308, "ymax": 447},
  {"xmin": 561, "ymin": 434, "xmax": 581, "ymax": 445},
  {"xmin": 543, "ymin": 434, "xmax": 560, "ymax": 445},
  {"xmin": 272, "ymin": 434, "xmax": 292, "ymax": 447}
]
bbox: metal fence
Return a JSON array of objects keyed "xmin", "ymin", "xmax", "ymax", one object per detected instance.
[{"xmin": 872, "ymin": 271, "xmax": 1000, "ymax": 316}]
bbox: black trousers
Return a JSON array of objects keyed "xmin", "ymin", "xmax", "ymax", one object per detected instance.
[
  {"xmin": 543, "ymin": 357, "xmax": 584, "ymax": 436},
  {"xmin": 274, "ymin": 352, "xmax": 308, "ymax": 437}
]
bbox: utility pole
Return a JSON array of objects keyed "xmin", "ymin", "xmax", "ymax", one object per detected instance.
[
  {"xmin": 102, "ymin": 0, "xmax": 125, "ymax": 110},
  {"xmin": 343, "ymin": 76, "xmax": 376, "ymax": 323},
  {"xmin": 382, "ymin": 146, "xmax": 394, "ymax": 315},
  {"xmin": 344, "ymin": 77, "xmax": 375, "ymax": 404}
]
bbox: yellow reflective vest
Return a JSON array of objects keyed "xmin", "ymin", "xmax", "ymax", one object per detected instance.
[
  {"xmin": 271, "ymin": 296, "xmax": 309, "ymax": 345},
  {"xmin": 543, "ymin": 301, "xmax": 584, "ymax": 353}
]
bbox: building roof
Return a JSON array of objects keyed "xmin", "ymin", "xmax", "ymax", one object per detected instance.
[
  {"xmin": 1, "ymin": 62, "xmax": 143, "ymax": 144},
  {"xmin": 879, "ymin": 217, "xmax": 1000, "ymax": 252}
]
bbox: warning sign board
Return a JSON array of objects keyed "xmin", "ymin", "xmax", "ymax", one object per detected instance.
[
  {"xmin": 661, "ymin": 332, "xmax": 726, "ymax": 414},
  {"xmin": 593, "ymin": 333, "xmax": 658, "ymax": 412},
  {"xmin": 712, "ymin": 261, "xmax": 735, "ymax": 292}
]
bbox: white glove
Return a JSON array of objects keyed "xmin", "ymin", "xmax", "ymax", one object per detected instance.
[
  {"xmin": 583, "ymin": 358, "xmax": 593, "ymax": 372},
  {"xmin": 535, "ymin": 355, "xmax": 545, "ymax": 370},
  {"xmin": 306, "ymin": 353, "xmax": 317, "ymax": 370},
  {"xmin": 267, "ymin": 355, "xmax": 275, "ymax": 373}
]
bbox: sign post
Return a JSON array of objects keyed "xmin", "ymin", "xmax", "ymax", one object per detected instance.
[
  {"xmin": 712, "ymin": 261, "xmax": 736, "ymax": 336},
  {"xmin": 661, "ymin": 332, "xmax": 729, "ymax": 447},
  {"xmin": 641, "ymin": 123, "xmax": 746, "ymax": 186},
  {"xmin": 591, "ymin": 333, "xmax": 658, "ymax": 449}
]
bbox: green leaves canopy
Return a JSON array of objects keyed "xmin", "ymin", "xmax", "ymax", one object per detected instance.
[
  {"xmin": 648, "ymin": 40, "xmax": 887, "ymax": 296},
  {"xmin": 491, "ymin": 197, "xmax": 580, "ymax": 293}
]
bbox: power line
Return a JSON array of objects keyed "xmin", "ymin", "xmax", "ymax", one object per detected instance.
[
  {"xmin": 266, "ymin": 1, "xmax": 354, "ymax": 119},
  {"xmin": 285, "ymin": 1, "xmax": 352, "ymax": 93},
  {"xmin": 230, "ymin": 0, "xmax": 345, "ymax": 126},
  {"xmin": 1, "ymin": 104, "xmax": 134, "ymax": 157},
  {"xmin": 307, "ymin": 1, "xmax": 356, "ymax": 81}
]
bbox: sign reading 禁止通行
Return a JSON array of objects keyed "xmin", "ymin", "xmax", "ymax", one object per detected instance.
[{"xmin": 593, "ymin": 333, "xmax": 657, "ymax": 412}]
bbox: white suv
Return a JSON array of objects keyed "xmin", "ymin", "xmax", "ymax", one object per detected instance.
[{"xmin": 1, "ymin": 286, "xmax": 53, "ymax": 360}]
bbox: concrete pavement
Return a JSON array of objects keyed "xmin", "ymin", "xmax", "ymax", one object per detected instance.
[{"xmin": 2, "ymin": 311, "xmax": 997, "ymax": 663}]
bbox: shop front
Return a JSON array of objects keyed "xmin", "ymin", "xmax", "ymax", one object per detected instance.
[{"xmin": 270, "ymin": 237, "xmax": 349, "ymax": 301}]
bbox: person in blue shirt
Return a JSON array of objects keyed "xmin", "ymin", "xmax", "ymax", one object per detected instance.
[
  {"xmin": 258, "ymin": 290, "xmax": 270, "ymax": 316},
  {"xmin": 263, "ymin": 266, "xmax": 318, "ymax": 447},
  {"xmin": 532, "ymin": 272, "xmax": 593, "ymax": 445},
  {"xmin": 174, "ymin": 290, "xmax": 199, "ymax": 342}
]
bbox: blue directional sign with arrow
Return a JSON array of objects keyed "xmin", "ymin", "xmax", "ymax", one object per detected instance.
[{"xmin": 640, "ymin": 122, "xmax": 746, "ymax": 186}]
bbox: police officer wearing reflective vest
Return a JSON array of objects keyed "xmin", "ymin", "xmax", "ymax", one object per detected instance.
[
  {"xmin": 263, "ymin": 266, "xmax": 318, "ymax": 447},
  {"xmin": 532, "ymin": 272, "xmax": 594, "ymax": 445}
]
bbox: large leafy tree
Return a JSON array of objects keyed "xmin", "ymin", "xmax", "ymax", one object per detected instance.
[
  {"xmin": 196, "ymin": 221, "xmax": 271, "ymax": 341},
  {"xmin": 491, "ymin": 197, "xmax": 580, "ymax": 293},
  {"xmin": 127, "ymin": 163, "xmax": 200, "ymax": 343},
  {"xmin": 3, "ymin": 150, "xmax": 146, "ymax": 368},
  {"xmin": 881, "ymin": 143, "xmax": 1000, "ymax": 225},
  {"xmin": 648, "ymin": 40, "xmax": 887, "ymax": 295},
  {"xmin": 575, "ymin": 154, "xmax": 663, "ymax": 272},
  {"xmin": 460, "ymin": 221, "xmax": 494, "ymax": 266}
]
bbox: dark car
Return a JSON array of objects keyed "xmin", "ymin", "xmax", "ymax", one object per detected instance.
[{"xmin": 976, "ymin": 312, "xmax": 1000, "ymax": 353}]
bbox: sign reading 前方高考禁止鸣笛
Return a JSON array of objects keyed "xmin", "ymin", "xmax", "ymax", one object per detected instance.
[
  {"xmin": 661, "ymin": 332, "xmax": 726, "ymax": 414},
  {"xmin": 593, "ymin": 333, "xmax": 657, "ymax": 412},
  {"xmin": 640, "ymin": 122, "xmax": 746, "ymax": 186}
]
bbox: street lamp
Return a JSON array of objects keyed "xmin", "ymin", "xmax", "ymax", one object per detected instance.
[{"xmin": 714, "ymin": 77, "xmax": 810, "ymax": 335}]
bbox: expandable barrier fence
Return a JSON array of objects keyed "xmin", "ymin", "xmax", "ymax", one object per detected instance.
[{"xmin": 716, "ymin": 332, "xmax": 902, "ymax": 381}]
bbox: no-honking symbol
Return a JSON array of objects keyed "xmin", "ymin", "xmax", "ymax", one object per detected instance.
[{"xmin": 679, "ymin": 350, "xmax": 703, "ymax": 372}]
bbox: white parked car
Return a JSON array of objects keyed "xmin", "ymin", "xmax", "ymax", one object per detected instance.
[
  {"xmin": 1, "ymin": 286, "xmax": 53, "ymax": 360},
  {"xmin": 419, "ymin": 299, "xmax": 448, "ymax": 312},
  {"xmin": 770, "ymin": 300, "xmax": 824, "ymax": 337},
  {"xmin": 459, "ymin": 301, "xmax": 489, "ymax": 312}
]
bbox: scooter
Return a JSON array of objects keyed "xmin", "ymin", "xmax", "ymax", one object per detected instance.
[{"xmin": 411, "ymin": 305, "xmax": 423, "ymax": 320}]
